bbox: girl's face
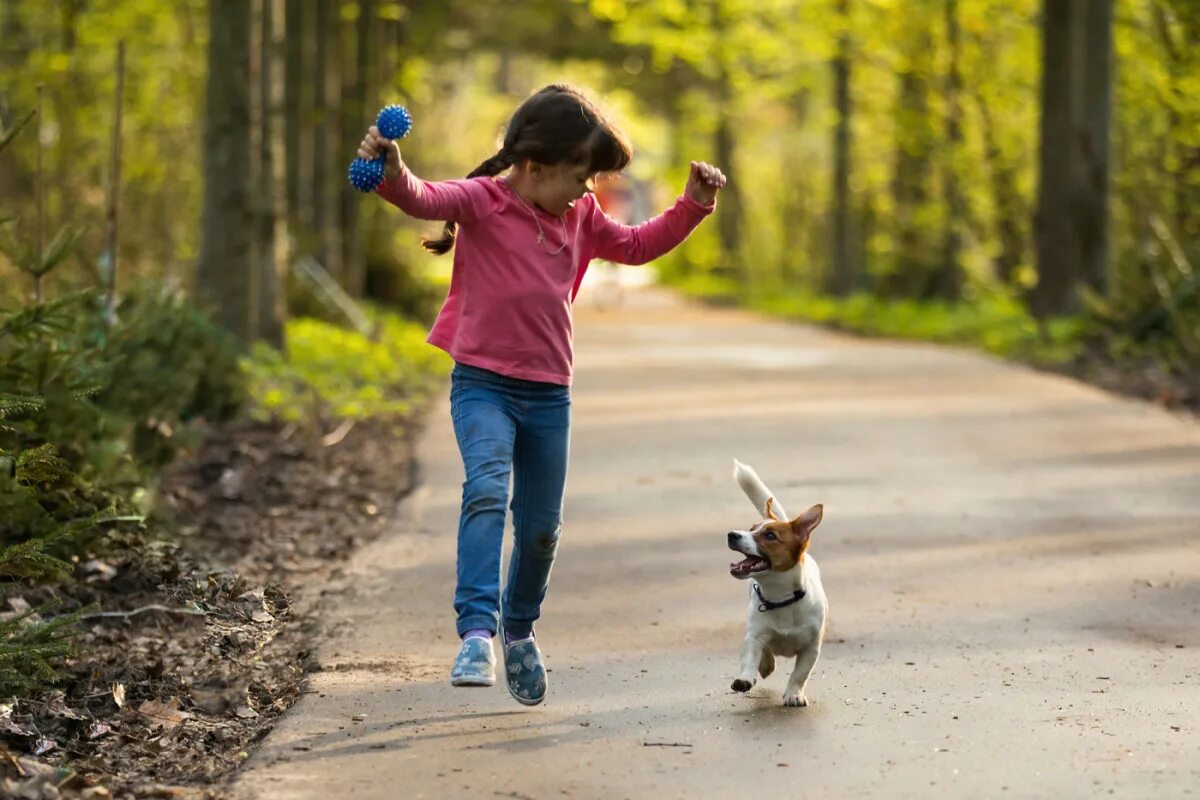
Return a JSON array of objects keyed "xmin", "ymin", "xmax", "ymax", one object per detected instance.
[{"xmin": 531, "ymin": 162, "xmax": 595, "ymax": 216}]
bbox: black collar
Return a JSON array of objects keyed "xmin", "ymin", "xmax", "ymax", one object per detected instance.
[{"xmin": 753, "ymin": 581, "xmax": 806, "ymax": 612}]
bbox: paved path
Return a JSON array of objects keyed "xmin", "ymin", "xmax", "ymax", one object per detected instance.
[{"xmin": 234, "ymin": 287, "xmax": 1200, "ymax": 799}]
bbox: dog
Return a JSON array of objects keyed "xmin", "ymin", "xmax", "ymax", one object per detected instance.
[{"xmin": 726, "ymin": 459, "xmax": 827, "ymax": 707}]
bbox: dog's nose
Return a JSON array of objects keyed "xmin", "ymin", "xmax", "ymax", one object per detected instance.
[{"xmin": 727, "ymin": 531, "xmax": 738, "ymax": 545}]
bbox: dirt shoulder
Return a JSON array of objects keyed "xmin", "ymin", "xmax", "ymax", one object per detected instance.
[{"xmin": 1, "ymin": 415, "xmax": 422, "ymax": 799}]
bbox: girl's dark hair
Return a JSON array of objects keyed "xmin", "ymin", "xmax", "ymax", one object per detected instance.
[{"xmin": 423, "ymin": 84, "xmax": 633, "ymax": 255}]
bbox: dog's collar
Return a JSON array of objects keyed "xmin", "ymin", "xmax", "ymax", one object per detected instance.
[{"xmin": 752, "ymin": 581, "xmax": 806, "ymax": 612}]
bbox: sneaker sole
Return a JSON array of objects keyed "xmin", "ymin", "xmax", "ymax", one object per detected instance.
[
  {"xmin": 506, "ymin": 682, "xmax": 545, "ymax": 706},
  {"xmin": 451, "ymin": 675, "xmax": 495, "ymax": 687}
]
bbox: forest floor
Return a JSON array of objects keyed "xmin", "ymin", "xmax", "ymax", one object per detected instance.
[{"xmin": 1, "ymin": 417, "xmax": 420, "ymax": 799}]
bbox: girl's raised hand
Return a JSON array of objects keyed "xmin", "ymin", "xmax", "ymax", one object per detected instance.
[
  {"xmin": 684, "ymin": 161, "xmax": 726, "ymax": 206},
  {"xmin": 357, "ymin": 125, "xmax": 403, "ymax": 182}
]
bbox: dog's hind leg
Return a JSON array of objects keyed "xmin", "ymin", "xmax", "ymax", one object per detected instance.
[
  {"xmin": 731, "ymin": 636, "xmax": 766, "ymax": 692},
  {"xmin": 782, "ymin": 641, "xmax": 822, "ymax": 707},
  {"xmin": 758, "ymin": 649, "xmax": 775, "ymax": 679}
]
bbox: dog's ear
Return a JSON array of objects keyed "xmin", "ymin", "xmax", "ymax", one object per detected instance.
[
  {"xmin": 789, "ymin": 504, "xmax": 823, "ymax": 546},
  {"xmin": 764, "ymin": 496, "xmax": 781, "ymax": 522}
]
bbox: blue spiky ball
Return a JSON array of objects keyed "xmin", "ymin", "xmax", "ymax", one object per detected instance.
[
  {"xmin": 376, "ymin": 104, "xmax": 412, "ymax": 140},
  {"xmin": 348, "ymin": 104, "xmax": 413, "ymax": 193}
]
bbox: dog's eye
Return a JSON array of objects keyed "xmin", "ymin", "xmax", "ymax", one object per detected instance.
[{"xmin": 763, "ymin": 532, "xmax": 777, "ymax": 541}]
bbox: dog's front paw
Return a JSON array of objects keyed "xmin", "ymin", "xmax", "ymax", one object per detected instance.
[
  {"xmin": 731, "ymin": 678, "xmax": 756, "ymax": 693},
  {"xmin": 782, "ymin": 692, "xmax": 809, "ymax": 707}
]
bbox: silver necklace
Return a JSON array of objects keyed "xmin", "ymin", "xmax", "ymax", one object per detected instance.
[{"xmin": 505, "ymin": 178, "xmax": 569, "ymax": 255}]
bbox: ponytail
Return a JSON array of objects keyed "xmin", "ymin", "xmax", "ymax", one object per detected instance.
[{"xmin": 421, "ymin": 149, "xmax": 514, "ymax": 255}]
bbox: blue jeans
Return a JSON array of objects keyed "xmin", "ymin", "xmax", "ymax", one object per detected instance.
[{"xmin": 449, "ymin": 363, "xmax": 571, "ymax": 639}]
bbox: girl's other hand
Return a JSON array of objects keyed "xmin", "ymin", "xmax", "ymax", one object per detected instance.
[
  {"xmin": 357, "ymin": 125, "xmax": 403, "ymax": 182},
  {"xmin": 684, "ymin": 161, "xmax": 726, "ymax": 206}
]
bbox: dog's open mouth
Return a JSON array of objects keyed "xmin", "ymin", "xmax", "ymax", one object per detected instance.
[{"xmin": 729, "ymin": 555, "xmax": 770, "ymax": 578}]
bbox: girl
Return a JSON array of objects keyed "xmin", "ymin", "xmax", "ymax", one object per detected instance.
[{"xmin": 356, "ymin": 84, "xmax": 725, "ymax": 706}]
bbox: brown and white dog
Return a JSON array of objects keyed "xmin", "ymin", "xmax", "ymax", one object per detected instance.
[{"xmin": 726, "ymin": 459, "xmax": 827, "ymax": 707}]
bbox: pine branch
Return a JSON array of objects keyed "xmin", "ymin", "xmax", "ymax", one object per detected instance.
[
  {"xmin": 0, "ymin": 109, "xmax": 36, "ymax": 155},
  {"xmin": 0, "ymin": 393, "xmax": 44, "ymax": 419},
  {"xmin": 0, "ymin": 604, "xmax": 80, "ymax": 696},
  {"xmin": 15, "ymin": 443, "xmax": 69, "ymax": 485}
]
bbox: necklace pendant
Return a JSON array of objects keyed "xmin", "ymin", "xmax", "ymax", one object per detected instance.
[{"xmin": 537, "ymin": 232, "xmax": 545, "ymax": 244}]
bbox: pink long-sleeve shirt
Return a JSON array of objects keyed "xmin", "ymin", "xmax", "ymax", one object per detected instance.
[{"xmin": 378, "ymin": 167, "xmax": 714, "ymax": 385}]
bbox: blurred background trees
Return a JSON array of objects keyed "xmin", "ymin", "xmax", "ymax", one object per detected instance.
[{"xmin": 0, "ymin": 0, "xmax": 1195, "ymax": 358}]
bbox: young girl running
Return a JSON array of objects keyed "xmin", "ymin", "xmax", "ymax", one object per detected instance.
[{"xmin": 356, "ymin": 84, "xmax": 725, "ymax": 706}]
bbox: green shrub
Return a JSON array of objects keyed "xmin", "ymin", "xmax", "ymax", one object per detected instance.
[{"xmin": 243, "ymin": 306, "xmax": 450, "ymax": 423}]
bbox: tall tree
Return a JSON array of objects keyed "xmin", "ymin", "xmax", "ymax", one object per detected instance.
[
  {"xmin": 937, "ymin": 0, "xmax": 965, "ymax": 301},
  {"xmin": 1032, "ymin": 0, "xmax": 1082, "ymax": 317},
  {"xmin": 1078, "ymin": 0, "xmax": 1112, "ymax": 294},
  {"xmin": 342, "ymin": 0, "xmax": 377, "ymax": 298},
  {"xmin": 285, "ymin": 0, "xmax": 308, "ymax": 232},
  {"xmin": 313, "ymin": 0, "xmax": 342, "ymax": 281},
  {"xmin": 971, "ymin": 68, "xmax": 1026, "ymax": 286},
  {"xmin": 196, "ymin": 0, "xmax": 253, "ymax": 340},
  {"xmin": 257, "ymin": 0, "xmax": 287, "ymax": 346},
  {"xmin": 828, "ymin": 0, "xmax": 855, "ymax": 296},
  {"xmin": 712, "ymin": 9, "xmax": 743, "ymax": 283},
  {"xmin": 888, "ymin": 17, "xmax": 936, "ymax": 298},
  {"xmin": 1033, "ymin": 0, "xmax": 1112, "ymax": 315}
]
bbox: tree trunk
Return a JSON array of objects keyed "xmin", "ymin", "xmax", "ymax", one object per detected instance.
[
  {"xmin": 1032, "ymin": 0, "xmax": 1082, "ymax": 317},
  {"xmin": 313, "ymin": 0, "xmax": 343, "ymax": 282},
  {"xmin": 714, "ymin": 103, "xmax": 743, "ymax": 281},
  {"xmin": 974, "ymin": 88, "xmax": 1026, "ymax": 285},
  {"xmin": 257, "ymin": 0, "xmax": 288, "ymax": 346},
  {"xmin": 889, "ymin": 27, "xmax": 935, "ymax": 298},
  {"xmin": 197, "ymin": 0, "xmax": 253, "ymax": 341},
  {"xmin": 342, "ymin": 0, "xmax": 376, "ymax": 298},
  {"xmin": 1078, "ymin": 0, "xmax": 1112, "ymax": 294},
  {"xmin": 828, "ymin": 0, "xmax": 855, "ymax": 296},
  {"xmin": 285, "ymin": 0, "xmax": 305, "ymax": 231},
  {"xmin": 248, "ymin": 1, "xmax": 263, "ymax": 338},
  {"xmin": 711, "ymin": 3, "xmax": 743, "ymax": 285},
  {"xmin": 936, "ymin": 0, "xmax": 965, "ymax": 301},
  {"xmin": 780, "ymin": 88, "xmax": 812, "ymax": 285}
]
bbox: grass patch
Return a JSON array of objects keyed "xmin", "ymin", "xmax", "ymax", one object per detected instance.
[
  {"xmin": 243, "ymin": 304, "xmax": 451, "ymax": 423},
  {"xmin": 665, "ymin": 273, "xmax": 1087, "ymax": 365}
]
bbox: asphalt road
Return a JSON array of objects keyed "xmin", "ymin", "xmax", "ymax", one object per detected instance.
[{"xmin": 234, "ymin": 286, "xmax": 1200, "ymax": 799}]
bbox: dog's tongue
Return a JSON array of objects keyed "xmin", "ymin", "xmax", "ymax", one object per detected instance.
[{"xmin": 730, "ymin": 556, "xmax": 767, "ymax": 577}]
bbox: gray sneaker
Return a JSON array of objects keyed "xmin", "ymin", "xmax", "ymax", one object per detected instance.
[
  {"xmin": 503, "ymin": 637, "xmax": 547, "ymax": 706},
  {"xmin": 450, "ymin": 636, "xmax": 496, "ymax": 687}
]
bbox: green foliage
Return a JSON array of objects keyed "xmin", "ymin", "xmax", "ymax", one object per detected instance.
[
  {"xmin": 0, "ymin": 605, "xmax": 81, "ymax": 696},
  {"xmin": 243, "ymin": 307, "xmax": 450, "ymax": 423},
  {"xmin": 667, "ymin": 271, "xmax": 1086, "ymax": 364},
  {"xmin": 93, "ymin": 282, "xmax": 246, "ymax": 466},
  {"xmin": 0, "ymin": 284, "xmax": 241, "ymax": 694},
  {"xmin": 1080, "ymin": 220, "xmax": 1200, "ymax": 366},
  {"xmin": 0, "ymin": 109, "xmax": 36, "ymax": 155}
]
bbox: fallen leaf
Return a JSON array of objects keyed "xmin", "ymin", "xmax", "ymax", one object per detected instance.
[
  {"xmin": 87, "ymin": 722, "xmax": 113, "ymax": 740},
  {"xmin": 79, "ymin": 559, "xmax": 118, "ymax": 583},
  {"xmin": 0, "ymin": 703, "xmax": 37, "ymax": 737},
  {"xmin": 137, "ymin": 697, "xmax": 190, "ymax": 730},
  {"xmin": 45, "ymin": 691, "xmax": 87, "ymax": 721},
  {"xmin": 32, "ymin": 738, "xmax": 56, "ymax": 755},
  {"xmin": 112, "ymin": 683, "xmax": 126, "ymax": 709},
  {"xmin": 235, "ymin": 706, "xmax": 259, "ymax": 719}
]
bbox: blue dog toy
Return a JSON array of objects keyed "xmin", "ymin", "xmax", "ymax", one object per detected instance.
[{"xmin": 347, "ymin": 104, "xmax": 413, "ymax": 192}]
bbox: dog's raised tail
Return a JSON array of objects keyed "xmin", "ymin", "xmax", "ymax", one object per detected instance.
[{"xmin": 733, "ymin": 459, "xmax": 789, "ymax": 520}]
